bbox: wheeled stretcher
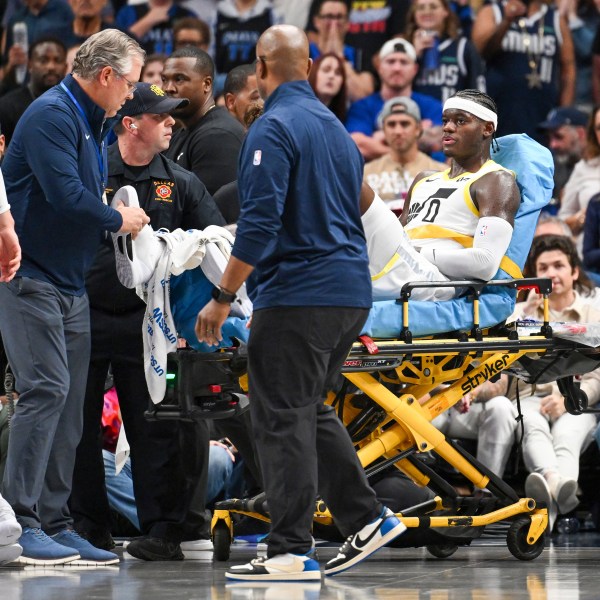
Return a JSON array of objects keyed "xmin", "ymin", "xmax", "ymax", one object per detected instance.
[
  {"xmin": 204, "ymin": 275, "xmax": 600, "ymax": 562},
  {"xmin": 144, "ymin": 134, "xmax": 595, "ymax": 560}
]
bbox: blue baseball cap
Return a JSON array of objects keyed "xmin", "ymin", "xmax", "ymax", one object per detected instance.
[{"xmin": 538, "ymin": 107, "xmax": 588, "ymax": 130}]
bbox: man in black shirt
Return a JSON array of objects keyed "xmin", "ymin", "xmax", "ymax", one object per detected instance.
[
  {"xmin": 70, "ymin": 83, "xmax": 225, "ymax": 560},
  {"xmin": 162, "ymin": 47, "xmax": 245, "ymax": 196},
  {"xmin": 0, "ymin": 37, "xmax": 66, "ymax": 146}
]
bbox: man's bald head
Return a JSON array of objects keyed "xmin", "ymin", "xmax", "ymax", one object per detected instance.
[{"xmin": 255, "ymin": 25, "xmax": 312, "ymax": 98}]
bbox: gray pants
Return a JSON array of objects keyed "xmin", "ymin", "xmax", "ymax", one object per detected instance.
[
  {"xmin": 0, "ymin": 276, "xmax": 90, "ymax": 532},
  {"xmin": 432, "ymin": 396, "xmax": 518, "ymax": 478},
  {"xmin": 521, "ymin": 394, "xmax": 596, "ymax": 481},
  {"xmin": 0, "ymin": 404, "xmax": 8, "ymax": 484}
]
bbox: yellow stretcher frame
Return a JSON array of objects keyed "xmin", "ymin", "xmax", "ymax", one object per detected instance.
[{"xmin": 211, "ymin": 277, "xmax": 600, "ymax": 562}]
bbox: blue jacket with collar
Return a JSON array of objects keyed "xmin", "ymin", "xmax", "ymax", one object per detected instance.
[
  {"xmin": 233, "ymin": 80, "xmax": 372, "ymax": 310},
  {"xmin": 3, "ymin": 74, "xmax": 123, "ymax": 296}
]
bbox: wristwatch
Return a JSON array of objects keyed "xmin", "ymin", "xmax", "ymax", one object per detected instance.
[{"xmin": 211, "ymin": 285, "xmax": 237, "ymax": 305}]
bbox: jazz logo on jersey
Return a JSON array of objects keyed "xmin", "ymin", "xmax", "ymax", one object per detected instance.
[{"xmin": 253, "ymin": 150, "xmax": 262, "ymax": 166}]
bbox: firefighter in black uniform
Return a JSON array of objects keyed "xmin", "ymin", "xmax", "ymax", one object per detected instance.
[{"xmin": 70, "ymin": 83, "xmax": 226, "ymax": 560}]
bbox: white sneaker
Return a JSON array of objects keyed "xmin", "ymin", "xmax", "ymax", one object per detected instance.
[
  {"xmin": 0, "ymin": 543, "xmax": 22, "ymax": 565},
  {"xmin": 525, "ymin": 473, "xmax": 557, "ymax": 532},
  {"xmin": 110, "ymin": 186, "xmax": 161, "ymax": 288},
  {"xmin": 0, "ymin": 494, "xmax": 21, "ymax": 547},
  {"xmin": 553, "ymin": 478, "xmax": 579, "ymax": 515},
  {"xmin": 123, "ymin": 537, "xmax": 213, "ymax": 559},
  {"xmin": 180, "ymin": 538, "xmax": 213, "ymax": 559},
  {"xmin": 324, "ymin": 507, "xmax": 406, "ymax": 576},
  {"xmin": 180, "ymin": 539, "xmax": 213, "ymax": 551},
  {"xmin": 226, "ymin": 552, "xmax": 321, "ymax": 581}
]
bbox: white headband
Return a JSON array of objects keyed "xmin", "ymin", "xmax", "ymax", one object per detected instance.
[{"xmin": 443, "ymin": 97, "xmax": 498, "ymax": 129}]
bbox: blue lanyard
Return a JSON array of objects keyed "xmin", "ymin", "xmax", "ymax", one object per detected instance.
[{"xmin": 60, "ymin": 82, "xmax": 107, "ymax": 191}]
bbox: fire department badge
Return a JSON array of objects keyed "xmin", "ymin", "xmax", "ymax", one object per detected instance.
[{"xmin": 155, "ymin": 184, "xmax": 172, "ymax": 199}]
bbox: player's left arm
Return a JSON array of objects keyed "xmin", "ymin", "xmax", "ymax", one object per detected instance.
[
  {"xmin": 422, "ymin": 170, "xmax": 521, "ymax": 280},
  {"xmin": 472, "ymin": 169, "xmax": 521, "ymax": 225}
]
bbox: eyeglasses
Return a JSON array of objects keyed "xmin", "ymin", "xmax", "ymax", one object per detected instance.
[
  {"xmin": 117, "ymin": 73, "xmax": 137, "ymax": 92},
  {"xmin": 318, "ymin": 13, "xmax": 347, "ymax": 21}
]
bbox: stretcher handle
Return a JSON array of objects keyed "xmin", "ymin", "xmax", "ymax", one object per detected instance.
[
  {"xmin": 396, "ymin": 280, "xmax": 488, "ymax": 343},
  {"xmin": 396, "ymin": 277, "xmax": 553, "ymax": 342},
  {"xmin": 504, "ymin": 277, "xmax": 552, "ymax": 296},
  {"xmin": 487, "ymin": 278, "xmax": 553, "ymax": 335},
  {"xmin": 397, "ymin": 279, "xmax": 486, "ymax": 300},
  {"xmin": 397, "ymin": 277, "xmax": 552, "ymax": 300}
]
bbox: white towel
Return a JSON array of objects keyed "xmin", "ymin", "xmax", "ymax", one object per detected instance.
[
  {"xmin": 114, "ymin": 424, "xmax": 130, "ymax": 476},
  {"xmin": 141, "ymin": 227, "xmax": 251, "ymax": 404}
]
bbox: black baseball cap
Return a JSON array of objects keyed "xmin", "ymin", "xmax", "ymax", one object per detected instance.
[
  {"xmin": 537, "ymin": 107, "xmax": 588, "ymax": 130},
  {"xmin": 119, "ymin": 82, "xmax": 189, "ymax": 118}
]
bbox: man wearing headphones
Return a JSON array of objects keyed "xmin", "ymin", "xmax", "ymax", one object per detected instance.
[{"xmin": 71, "ymin": 82, "xmax": 225, "ymax": 561}]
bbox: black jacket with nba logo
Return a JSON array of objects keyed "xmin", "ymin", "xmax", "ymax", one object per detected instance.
[{"xmin": 85, "ymin": 142, "xmax": 226, "ymax": 314}]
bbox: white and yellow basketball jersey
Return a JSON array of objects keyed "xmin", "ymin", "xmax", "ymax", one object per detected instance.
[{"xmin": 404, "ymin": 160, "xmax": 512, "ymax": 251}]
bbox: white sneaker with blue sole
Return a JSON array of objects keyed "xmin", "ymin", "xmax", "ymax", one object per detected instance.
[
  {"xmin": 226, "ymin": 552, "xmax": 321, "ymax": 582},
  {"xmin": 324, "ymin": 507, "xmax": 406, "ymax": 576}
]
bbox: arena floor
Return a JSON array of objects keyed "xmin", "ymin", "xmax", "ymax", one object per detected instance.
[{"xmin": 1, "ymin": 533, "xmax": 598, "ymax": 600}]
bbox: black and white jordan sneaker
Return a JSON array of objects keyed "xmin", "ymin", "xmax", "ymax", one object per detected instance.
[
  {"xmin": 226, "ymin": 552, "xmax": 321, "ymax": 582},
  {"xmin": 324, "ymin": 507, "xmax": 406, "ymax": 576}
]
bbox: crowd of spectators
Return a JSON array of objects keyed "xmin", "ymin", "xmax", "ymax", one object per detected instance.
[{"xmin": 2, "ymin": 0, "xmax": 600, "ymax": 566}]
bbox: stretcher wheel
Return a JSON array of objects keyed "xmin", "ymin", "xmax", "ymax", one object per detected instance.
[
  {"xmin": 212, "ymin": 520, "xmax": 232, "ymax": 561},
  {"xmin": 426, "ymin": 543, "xmax": 459, "ymax": 559},
  {"xmin": 506, "ymin": 516, "xmax": 545, "ymax": 561}
]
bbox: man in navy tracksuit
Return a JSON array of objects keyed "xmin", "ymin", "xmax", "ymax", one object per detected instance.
[
  {"xmin": 196, "ymin": 25, "xmax": 406, "ymax": 581},
  {"xmin": 0, "ymin": 30, "xmax": 148, "ymax": 566}
]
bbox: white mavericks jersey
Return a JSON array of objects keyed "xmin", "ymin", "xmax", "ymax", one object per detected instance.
[{"xmin": 404, "ymin": 160, "xmax": 512, "ymax": 251}]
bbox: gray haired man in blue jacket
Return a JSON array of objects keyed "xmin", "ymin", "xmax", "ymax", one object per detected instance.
[{"xmin": 0, "ymin": 29, "xmax": 149, "ymax": 567}]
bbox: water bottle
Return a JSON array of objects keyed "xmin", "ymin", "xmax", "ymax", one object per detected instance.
[
  {"xmin": 163, "ymin": 30, "xmax": 173, "ymax": 57},
  {"xmin": 12, "ymin": 22, "xmax": 28, "ymax": 85},
  {"xmin": 556, "ymin": 516, "xmax": 580, "ymax": 534},
  {"xmin": 423, "ymin": 32, "xmax": 440, "ymax": 72}
]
